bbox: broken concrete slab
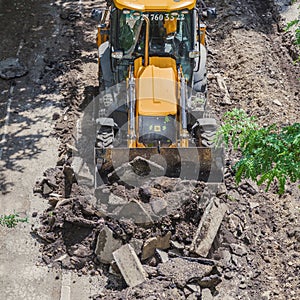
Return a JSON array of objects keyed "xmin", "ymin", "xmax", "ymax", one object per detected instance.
[
  {"xmin": 113, "ymin": 244, "xmax": 147, "ymax": 287},
  {"xmin": 190, "ymin": 197, "xmax": 228, "ymax": 257},
  {"xmin": 150, "ymin": 197, "xmax": 168, "ymax": 215},
  {"xmin": 142, "ymin": 231, "xmax": 171, "ymax": 260},
  {"xmin": 71, "ymin": 156, "xmax": 94, "ymax": 187},
  {"xmin": 108, "ymin": 193, "xmax": 127, "ymax": 206},
  {"xmin": 0, "ymin": 58, "xmax": 28, "ymax": 79},
  {"xmin": 129, "ymin": 238, "xmax": 143, "ymax": 256},
  {"xmin": 118, "ymin": 199, "xmax": 153, "ymax": 225},
  {"xmin": 95, "ymin": 225, "xmax": 122, "ymax": 264},
  {"xmin": 155, "ymin": 249, "xmax": 169, "ymax": 263},
  {"xmin": 157, "ymin": 257, "xmax": 213, "ymax": 288}
]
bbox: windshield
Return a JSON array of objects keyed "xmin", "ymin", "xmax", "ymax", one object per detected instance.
[{"xmin": 111, "ymin": 9, "xmax": 193, "ymax": 80}]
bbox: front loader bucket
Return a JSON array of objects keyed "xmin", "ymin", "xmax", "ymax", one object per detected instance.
[{"xmin": 95, "ymin": 146, "xmax": 224, "ymax": 185}]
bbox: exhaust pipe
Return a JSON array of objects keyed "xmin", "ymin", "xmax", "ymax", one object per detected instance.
[{"xmin": 143, "ymin": 15, "xmax": 150, "ymax": 67}]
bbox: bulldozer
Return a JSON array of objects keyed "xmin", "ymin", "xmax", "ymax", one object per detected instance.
[{"xmin": 91, "ymin": 0, "xmax": 223, "ymax": 185}]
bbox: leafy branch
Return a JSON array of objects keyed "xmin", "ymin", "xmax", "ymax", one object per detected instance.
[{"xmin": 217, "ymin": 109, "xmax": 300, "ymax": 194}]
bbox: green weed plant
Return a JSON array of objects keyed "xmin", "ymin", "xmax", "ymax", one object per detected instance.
[{"xmin": 0, "ymin": 213, "xmax": 28, "ymax": 228}]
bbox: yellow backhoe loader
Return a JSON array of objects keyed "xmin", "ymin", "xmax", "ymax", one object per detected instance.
[{"xmin": 91, "ymin": 0, "xmax": 223, "ymax": 185}]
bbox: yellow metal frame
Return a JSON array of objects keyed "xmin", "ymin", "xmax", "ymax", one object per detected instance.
[{"xmin": 114, "ymin": 0, "xmax": 196, "ymax": 11}]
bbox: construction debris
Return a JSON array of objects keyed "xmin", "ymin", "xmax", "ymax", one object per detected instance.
[
  {"xmin": 141, "ymin": 232, "xmax": 171, "ymax": 260},
  {"xmin": 190, "ymin": 197, "xmax": 228, "ymax": 257},
  {"xmin": 95, "ymin": 225, "xmax": 122, "ymax": 264},
  {"xmin": 113, "ymin": 244, "xmax": 148, "ymax": 287},
  {"xmin": 215, "ymin": 73, "xmax": 232, "ymax": 105},
  {"xmin": 157, "ymin": 257, "xmax": 214, "ymax": 288}
]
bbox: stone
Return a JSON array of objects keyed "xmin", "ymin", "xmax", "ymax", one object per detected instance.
[
  {"xmin": 71, "ymin": 157, "xmax": 94, "ymax": 186},
  {"xmin": 239, "ymin": 180, "xmax": 258, "ymax": 195},
  {"xmin": 230, "ymin": 243, "xmax": 248, "ymax": 257},
  {"xmin": 143, "ymin": 265, "xmax": 158, "ymax": 277},
  {"xmin": 202, "ymin": 288, "xmax": 214, "ymax": 300},
  {"xmin": 150, "ymin": 197, "xmax": 168, "ymax": 215},
  {"xmin": 199, "ymin": 274, "xmax": 222, "ymax": 288},
  {"xmin": 0, "ymin": 58, "xmax": 28, "ymax": 79},
  {"xmin": 216, "ymin": 73, "xmax": 232, "ymax": 105},
  {"xmin": 129, "ymin": 238, "xmax": 143, "ymax": 256},
  {"xmin": 219, "ymin": 249, "xmax": 232, "ymax": 266},
  {"xmin": 113, "ymin": 244, "xmax": 147, "ymax": 287},
  {"xmin": 158, "ymin": 258, "xmax": 213, "ymax": 288},
  {"xmin": 73, "ymin": 245, "xmax": 92, "ymax": 258},
  {"xmin": 273, "ymin": 99, "xmax": 282, "ymax": 106},
  {"xmin": 138, "ymin": 187, "xmax": 151, "ymax": 202},
  {"xmin": 118, "ymin": 199, "xmax": 153, "ymax": 225},
  {"xmin": 186, "ymin": 283, "xmax": 201, "ymax": 293},
  {"xmin": 95, "ymin": 225, "xmax": 122, "ymax": 264},
  {"xmin": 142, "ymin": 232, "xmax": 171, "ymax": 260},
  {"xmin": 108, "ymin": 194, "xmax": 127, "ymax": 206},
  {"xmin": 170, "ymin": 240, "xmax": 185, "ymax": 250},
  {"xmin": 42, "ymin": 182, "xmax": 53, "ymax": 195},
  {"xmin": 190, "ymin": 197, "xmax": 228, "ymax": 257},
  {"xmin": 249, "ymin": 202, "xmax": 260, "ymax": 210},
  {"xmin": 155, "ymin": 249, "xmax": 169, "ymax": 263}
]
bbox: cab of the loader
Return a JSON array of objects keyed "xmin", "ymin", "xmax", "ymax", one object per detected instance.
[
  {"xmin": 109, "ymin": 8, "xmax": 195, "ymax": 84},
  {"xmin": 92, "ymin": 0, "xmax": 216, "ymax": 88}
]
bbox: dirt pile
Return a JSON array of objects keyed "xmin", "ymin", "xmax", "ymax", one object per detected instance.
[{"xmin": 33, "ymin": 167, "xmax": 228, "ymax": 299}]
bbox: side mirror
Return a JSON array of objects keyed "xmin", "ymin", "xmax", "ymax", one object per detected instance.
[{"xmin": 91, "ymin": 9, "xmax": 102, "ymax": 22}]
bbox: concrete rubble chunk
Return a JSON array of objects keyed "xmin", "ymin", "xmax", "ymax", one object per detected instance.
[
  {"xmin": 71, "ymin": 156, "xmax": 94, "ymax": 186},
  {"xmin": 118, "ymin": 199, "xmax": 153, "ymax": 225},
  {"xmin": 42, "ymin": 182, "xmax": 53, "ymax": 195},
  {"xmin": 155, "ymin": 249, "xmax": 169, "ymax": 263},
  {"xmin": 202, "ymin": 288, "xmax": 214, "ymax": 300},
  {"xmin": 150, "ymin": 197, "xmax": 168, "ymax": 215},
  {"xmin": 186, "ymin": 283, "xmax": 201, "ymax": 293},
  {"xmin": 199, "ymin": 274, "xmax": 222, "ymax": 288},
  {"xmin": 190, "ymin": 197, "xmax": 228, "ymax": 257},
  {"xmin": 216, "ymin": 73, "xmax": 232, "ymax": 105},
  {"xmin": 113, "ymin": 244, "xmax": 148, "ymax": 287},
  {"xmin": 95, "ymin": 225, "xmax": 122, "ymax": 264},
  {"xmin": 157, "ymin": 257, "xmax": 213, "ymax": 288},
  {"xmin": 170, "ymin": 240, "xmax": 185, "ymax": 250},
  {"xmin": 108, "ymin": 193, "xmax": 127, "ymax": 206},
  {"xmin": 142, "ymin": 231, "xmax": 171, "ymax": 260},
  {"xmin": 129, "ymin": 238, "xmax": 144, "ymax": 256}
]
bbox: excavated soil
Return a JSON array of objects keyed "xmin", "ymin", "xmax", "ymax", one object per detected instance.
[{"xmin": 1, "ymin": 0, "xmax": 299, "ymax": 299}]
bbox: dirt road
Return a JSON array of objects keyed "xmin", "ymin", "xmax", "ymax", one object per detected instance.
[{"xmin": 0, "ymin": 0, "xmax": 101, "ymax": 299}]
